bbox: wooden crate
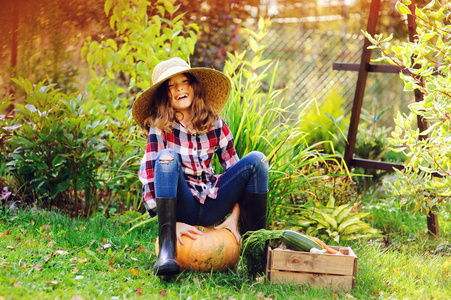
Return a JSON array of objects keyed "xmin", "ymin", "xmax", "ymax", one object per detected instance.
[{"xmin": 266, "ymin": 246, "xmax": 357, "ymax": 291}]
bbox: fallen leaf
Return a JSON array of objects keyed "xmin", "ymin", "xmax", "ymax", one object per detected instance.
[
  {"xmin": 103, "ymin": 244, "xmax": 112, "ymax": 249},
  {"xmin": 70, "ymin": 296, "xmax": 84, "ymax": 300},
  {"xmin": 344, "ymin": 294, "xmax": 356, "ymax": 299},
  {"xmin": 109, "ymin": 261, "xmax": 115, "ymax": 266},
  {"xmin": 135, "ymin": 288, "xmax": 143, "ymax": 296},
  {"xmin": 159, "ymin": 289, "xmax": 167, "ymax": 297},
  {"xmin": 13, "ymin": 280, "xmax": 22, "ymax": 287},
  {"xmin": 77, "ymin": 258, "xmax": 88, "ymax": 264},
  {"xmin": 29, "ymin": 221, "xmax": 35, "ymax": 226},
  {"xmin": 19, "ymin": 262, "xmax": 26, "ymax": 268},
  {"xmin": 109, "ymin": 268, "xmax": 116, "ymax": 272},
  {"xmin": 5, "ymin": 230, "xmax": 11, "ymax": 235},
  {"xmin": 55, "ymin": 250, "xmax": 69, "ymax": 255},
  {"xmin": 6, "ymin": 246, "xmax": 15, "ymax": 250},
  {"xmin": 74, "ymin": 276, "xmax": 84, "ymax": 280},
  {"xmin": 101, "ymin": 238, "xmax": 108, "ymax": 244},
  {"xmin": 47, "ymin": 241, "xmax": 55, "ymax": 248},
  {"xmin": 131, "ymin": 268, "xmax": 139, "ymax": 276},
  {"xmin": 255, "ymin": 276, "xmax": 265, "ymax": 283},
  {"xmin": 41, "ymin": 225, "xmax": 51, "ymax": 231},
  {"xmin": 131, "ymin": 257, "xmax": 138, "ymax": 261},
  {"xmin": 72, "ymin": 268, "xmax": 79, "ymax": 274},
  {"xmin": 46, "ymin": 280, "xmax": 58, "ymax": 285},
  {"xmin": 137, "ymin": 246, "xmax": 144, "ymax": 251},
  {"xmin": 331, "ymin": 293, "xmax": 338, "ymax": 299},
  {"xmin": 372, "ymin": 291, "xmax": 379, "ymax": 295},
  {"xmin": 45, "ymin": 252, "xmax": 55, "ymax": 263},
  {"xmin": 256, "ymin": 292, "xmax": 264, "ymax": 298},
  {"xmin": 0, "ymin": 233, "xmax": 4, "ymax": 238},
  {"xmin": 32, "ymin": 264, "xmax": 44, "ymax": 270}
]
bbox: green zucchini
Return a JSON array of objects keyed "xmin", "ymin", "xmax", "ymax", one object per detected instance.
[{"xmin": 281, "ymin": 230, "xmax": 323, "ymax": 252}]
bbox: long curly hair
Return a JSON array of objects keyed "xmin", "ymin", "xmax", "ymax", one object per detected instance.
[{"xmin": 143, "ymin": 73, "xmax": 218, "ymax": 135}]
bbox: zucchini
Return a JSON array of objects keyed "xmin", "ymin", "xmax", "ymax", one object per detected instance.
[{"xmin": 281, "ymin": 230, "xmax": 323, "ymax": 252}]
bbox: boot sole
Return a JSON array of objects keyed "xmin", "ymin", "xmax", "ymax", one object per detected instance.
[{"xmin": 153, "ymin": 263, "xmax": 181, "ymax": 276}]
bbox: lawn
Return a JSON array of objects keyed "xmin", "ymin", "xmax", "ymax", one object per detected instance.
[{"xmin": 0, "ymin": 208, "xmax": 450, "ymax": 299}]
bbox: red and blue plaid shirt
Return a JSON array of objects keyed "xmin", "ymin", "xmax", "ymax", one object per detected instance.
[{"xmin": 139, "ymin": 117, "xmax": 239, "ymax": 217}]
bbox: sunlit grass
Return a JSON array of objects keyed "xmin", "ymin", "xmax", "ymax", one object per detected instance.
[{"xmin": 0, "ymin": 209, "xmax": 450, "ymax": 299}]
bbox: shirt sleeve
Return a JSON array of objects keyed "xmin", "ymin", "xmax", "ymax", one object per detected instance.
[
  {"xmin": 216, "ymin": 118, "xmax": 239, "ymax": 171},
  {"xmin": 139, "ymin": 127, "xmax": 166, "ymax": 217}
]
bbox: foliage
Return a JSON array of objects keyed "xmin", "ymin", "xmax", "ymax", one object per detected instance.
[
  {"xmin": 363, "ymin": 0, "xmax": 451, "ymax": 216},
  {"xmin": 287, "ymin": 195, "xmax": 380, "ymax": 244},
  {"xmin": 220, "ymin": 18, "xmax": 346, "ymax": 228},
  {"xmin": 298, "ymin": 87, "xmax": 348, "ymax": 154},
  {"xmin": 2, "ymin": 79, "xmax": 107, "ymax": 216},
  {"xmin": 177, "ymin": 0, "xmax": 252, "ymax": 70},
  {"xmin": 83, "ymin": 0, "xmax": 198, "ymax": 101},
  {"xmin": 352, "ymin": 105, "xmax": 393, "ymax": 193}
]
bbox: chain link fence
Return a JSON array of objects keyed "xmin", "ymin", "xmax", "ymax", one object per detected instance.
[{"xmin": 259, "ymin": 21, "xmax": 415, "ymax": 131}]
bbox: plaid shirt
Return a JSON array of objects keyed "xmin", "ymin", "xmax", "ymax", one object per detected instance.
[{"xmin": 139, "ymin": 117, "xmax": 239, "ymax": 217}]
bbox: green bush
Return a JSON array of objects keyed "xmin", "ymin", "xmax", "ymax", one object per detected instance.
[
  {"xmin": 3, "ymin": 79, "xmax": 105, "ymax": 216},
  {"xmin": 365, "ymin": 0, "xmax": 451, "ymax": 216}
]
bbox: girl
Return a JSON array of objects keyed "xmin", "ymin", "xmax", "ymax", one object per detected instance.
[{"xmin": 132, "ymin": 57, "xmax": 269, "ymax": 276}]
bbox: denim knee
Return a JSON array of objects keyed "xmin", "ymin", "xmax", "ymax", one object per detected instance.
[
  {"xmin": 155, "ymin": 149, "xmax": 180, "ymax": 170},
  {"xmin": 247, "ymin": 151, "xmax": 269, "ymax": 173}
]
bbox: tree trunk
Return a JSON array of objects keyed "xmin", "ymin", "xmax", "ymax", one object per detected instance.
[{"xmin": 8, "ymin": 0, "xmax": 19, "ymax": 113}]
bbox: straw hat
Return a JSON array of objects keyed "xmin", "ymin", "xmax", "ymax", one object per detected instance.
[{"xmin": 132, "ymin": 57, "xmax": 232, "ymax": 130}]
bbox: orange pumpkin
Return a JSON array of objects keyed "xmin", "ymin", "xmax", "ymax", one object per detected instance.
[{"xmin": 155, "ymin": 226, "xmax": 240, "ymax": 272}]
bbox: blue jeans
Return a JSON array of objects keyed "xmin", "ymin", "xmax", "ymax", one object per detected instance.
[{"xmin": 154, "ymin": 149, "xmax": 269, "ymax": 226}]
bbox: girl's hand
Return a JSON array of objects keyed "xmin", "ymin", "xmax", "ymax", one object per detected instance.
[
  {"xmin": 176, "ymin": 222, "xmax": 203, "ymax": 245},
  {"xmin": 214, "ymin": 203, "xmax": 241, "ymax": 244}
]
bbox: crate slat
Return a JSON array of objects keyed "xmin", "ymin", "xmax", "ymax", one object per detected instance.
[{"xmin": 269, "ymin": 270, "xmax": 355, "ymax": 291}]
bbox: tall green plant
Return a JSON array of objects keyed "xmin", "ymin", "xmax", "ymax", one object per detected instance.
[
  {"xmin": 221, "ymin": 18, "xmax": 345, "ymax": 228},
  {"xmin": 363, "ymin": 0, "xmax": 451, "ymax": 216}
]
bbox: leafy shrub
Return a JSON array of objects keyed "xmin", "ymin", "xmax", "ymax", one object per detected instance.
[
  {"xmin": 364, "ymin": 0, "xmax": 451, "ymax": 216},
  {"xmin": 3, "ymin": 79, "xmax": 105, "ymax": 216}
]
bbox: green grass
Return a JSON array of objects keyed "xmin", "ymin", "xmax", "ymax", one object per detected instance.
[{"xmin": 0, "ymin": 209, "xmax": 450, "ymax": 299}]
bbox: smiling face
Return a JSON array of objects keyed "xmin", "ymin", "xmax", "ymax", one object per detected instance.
[{"xmin": 167, "ymin": 73, "xmax": 194, "ymax": 119}]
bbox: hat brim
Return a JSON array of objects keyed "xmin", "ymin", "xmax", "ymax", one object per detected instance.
[{"xmin": 132, "ymin": 68, "xmax": 232, "ymax": 130}]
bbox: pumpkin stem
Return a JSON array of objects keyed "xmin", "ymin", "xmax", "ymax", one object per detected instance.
[{"xmin": 198, "ymin": 226, "xmax": 205, "ymax": 232}]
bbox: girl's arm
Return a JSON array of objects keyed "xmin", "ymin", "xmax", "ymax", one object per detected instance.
[{"xmin": 216, "ymin": 118, "xmax": 240, "ymax": 171}]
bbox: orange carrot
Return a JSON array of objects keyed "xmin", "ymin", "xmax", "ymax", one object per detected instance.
[{"xmin": 311, "ymin": 237, "xmax": 338, "ymax": 254}]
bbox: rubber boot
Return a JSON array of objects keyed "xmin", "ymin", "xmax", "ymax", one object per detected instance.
[
  {"xmin": 153, "ymin": 197, "xmax": 180, "ymax": 276},
  {"xmin": 239, "ymin": 191, "xmax": 268, "ymax": 235}
]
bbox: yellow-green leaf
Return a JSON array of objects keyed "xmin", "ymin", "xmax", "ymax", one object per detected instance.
[{"xmin": 396, "ymin": 2, "xmax": 411, "ymax": 15}]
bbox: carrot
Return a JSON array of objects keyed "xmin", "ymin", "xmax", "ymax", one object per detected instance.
[{"xmin": 310, "ymin": 237, "xmax": 338, "ymax": 255}]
